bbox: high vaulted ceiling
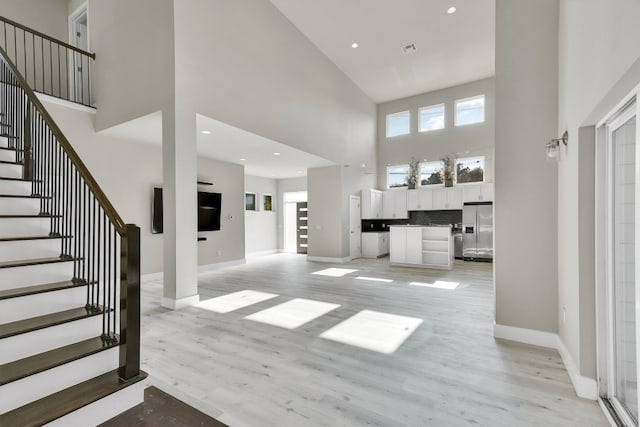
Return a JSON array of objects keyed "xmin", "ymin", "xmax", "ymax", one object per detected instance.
[{"xmin": 269, "ymin": 0, "xmax": 495, "ymax": 103}]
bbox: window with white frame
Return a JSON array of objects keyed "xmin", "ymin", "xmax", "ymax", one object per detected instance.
[
  {"xmin": 420, "ymin": 161, "xmax": 444, "ymax": 186},
  {"xmin": 387, "ymin": 164, "xmax": 410, "ymax": 188},
  {"xmin": 419, "ymin": 104, "xmax": 445, "ymax": 132},
  {"xmin": 455, "ymin": 156, "xmax": 485, "ymax": 184},
  {"xmin": 455, "ymin": 95, "xmax": 485, "ymax": 126},
  {"xmin": 386, "ymin": 111, "xmax": 410, "ymax": 137}
]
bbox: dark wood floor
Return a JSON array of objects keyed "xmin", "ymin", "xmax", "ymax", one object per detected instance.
[
  {"xmin": 138, "ymin": 254, "xmax": 606, "ymax": 427},
  {"xmin": 100, "ymin": 386, "xmax": 227, "ymax": 427}
]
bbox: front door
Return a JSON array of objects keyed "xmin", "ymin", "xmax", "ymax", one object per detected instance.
[{"xmin": 296, "ymin": 202, "xmax": 308, "ymax": 254}]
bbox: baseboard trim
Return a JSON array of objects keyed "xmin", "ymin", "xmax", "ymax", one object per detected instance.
[
  {"xmin": 141, "ymin": 272, "xmax": 163, "ymax": 283},
  {"xmin": 307, "ymin": 256, "xmax": 352, "ymax": 263},
  {"xmin": 198, "ymin": 259, "xmax": 246, "ymax": 273},
  {"xmin": 494, "ymin": 323, "xmax": 598, "ymax": 401},
  {"xmin": 161, "ymin": 294, "xmax": 200, "ymax": 310},
  {"xmin": 246, "ymin": 250, "xmax": 278, "ymax": 258},
  {"xmin": 493, "ymin": 323, "xmax": 558, "ymax": 348},
  {"xmin": 557, "ymin": 337, "xmax": 598, "ymax": 400}
]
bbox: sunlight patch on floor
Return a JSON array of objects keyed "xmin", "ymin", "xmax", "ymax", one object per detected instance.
[
  {"xmin": 197, "ymin": 290, "xmax": 278, "ymax": 313},
  {"xmin": 245, "ymin": 298, "xmax": 340, "ymax": 329},
  {"xmin": 320, "ymin": 310, "xmax": 423, "ymax": 354},
  {"xmin": 355, "ymin": 276, "xmax": 393, "ymax": 283},
  {"xmin": 311, "ymin": 268, "xmax": 358, "ymax": 277},
  {"xmin": 409, "ymin": 280, "xmax": 460, "ymax": 290}
]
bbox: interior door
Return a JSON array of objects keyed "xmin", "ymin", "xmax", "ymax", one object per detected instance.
[
  {"xmin": 349, "ymin": 196, "xmax": 361, "ymax": 259},
  {"xmin": 69, "ymin": 11, "xmax": 89, "ymax": 105},
  {"xmin": 296, "ymin": 202, "xmax": 308, "ymax": 254}
]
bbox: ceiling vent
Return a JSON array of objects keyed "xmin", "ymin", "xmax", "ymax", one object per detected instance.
[{"xmin": 401, "ymin": 43, "xmax": 417, "ymax": 54}]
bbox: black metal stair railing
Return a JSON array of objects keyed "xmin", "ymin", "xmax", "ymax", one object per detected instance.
[
  {"xmin": 0, "ymin": 15, "xmax": 94, "ymax": 107},
  {"xmin": 0, "ymin": 46, "xmax": 141, "ymax": 381}
]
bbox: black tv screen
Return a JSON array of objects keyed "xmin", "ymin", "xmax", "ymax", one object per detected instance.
[
  {"xmin": 198, "ymin": 191, "xmax": 221, "ymax": 231},
  {"xmin": 151, "ymin": 188, "xmax": 222, "ymax": 234}
]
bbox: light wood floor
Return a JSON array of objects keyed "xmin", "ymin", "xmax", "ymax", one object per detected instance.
[{"xmin": 140, "ymin": 254, "xmax": 607, "ymax": 427}]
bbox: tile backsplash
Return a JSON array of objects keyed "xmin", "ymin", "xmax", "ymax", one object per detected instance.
[{"xmin": 362, "ymin": 210, "xmax": 463, "ymax": 232}]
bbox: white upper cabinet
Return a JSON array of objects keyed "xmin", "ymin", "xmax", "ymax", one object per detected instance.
[
  {"xmin": 362, "ymin": 189, "xmax": 383, "ymax": 219},
  {"xmin": 432, "ymin": 187, "xmax": 462, "ymax": 210},
  {"xmin": 382, "ymin": 189, "xmax": 408, "ymax": 219},
  {"xmin": 407, "ymin": 189, "xmax": 434, "ymax": 211},
  {"xmin": 462, "ymin": 183, "xmax": 494, "ymax": 203}
]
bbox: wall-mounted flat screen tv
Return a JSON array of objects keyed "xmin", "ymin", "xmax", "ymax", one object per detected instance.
[{"xmin": 152, "ymin": 188, "xmax": 222, "ymax": 234}]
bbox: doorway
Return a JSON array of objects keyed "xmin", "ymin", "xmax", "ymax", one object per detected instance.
[
  {"xmin": 349, "ymin": 195, "xmax": 361, "ymax": 260},
  {"xmin": 596, "ymin": 93, "xmax": 639, "ymax": 424},
  {"xmin": 68, "ymin": 3, "xmax": 89, "ymax": 104},
  {"xmin": 283, "ymin": 191, "xmax": 307, "ymax": 254}
]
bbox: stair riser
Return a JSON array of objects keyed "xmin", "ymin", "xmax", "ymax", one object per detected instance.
[
  {"xmin": 0, "ymin": 180, "xmax": 32, "ymax": 196},
  {"xmin": 0, "ymin": 315, "xmax": 103, "ymax": 364},
  {"xmin": 0, "ymin": 287, "xmax": 86, "ymax": 324},
  {"xmin": 0, "ymin": 346, "xmax": 118, "ymax": 413},
  {"xmin": 0, "ymin": 162, "xmax": 22, "ymax": 179},
  {"xmin": 0, "ymin": 217, "xmax": 52, "ymax": 237},
  {"xmin": 0, "ymin": 136, "xmax": 11, "ymax": 149},
  {"xmin": 44, "ymin": 380, "xmax": 145, "ymax": 427},
  {"xmin": 0, "ymin": 261, "xmax": 74, "ymax": 290},
  {"xmin": 0, "ymin": 197, "xmax": 41, "ymax": 215},
  {"xmin": 0, "ymin": 149, "xmax": 17, "ymax": 163},
  {"xmin": 0, "ymin": 238, "xmax": 62, "ymax": 263}
]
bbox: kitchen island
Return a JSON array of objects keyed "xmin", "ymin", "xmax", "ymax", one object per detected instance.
[{"xmin": 390, "ymin": 225, "xmax": 454, "ymax": 270}]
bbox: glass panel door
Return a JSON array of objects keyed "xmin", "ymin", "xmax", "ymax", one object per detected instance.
[{"xmin": 611, "ymin": 114, "xmax": 638, "ymax": 422}]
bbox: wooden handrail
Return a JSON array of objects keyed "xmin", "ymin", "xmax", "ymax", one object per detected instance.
[
  {"xmin": 0, "ymin": 46, "xmax": 126, "ymax": 234},
  {"xmin": 0, "ymin": 15, "xmax": 96, "ymax": 59}
]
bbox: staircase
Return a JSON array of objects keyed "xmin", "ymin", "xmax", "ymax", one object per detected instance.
[{"xmin": 0, "ymin": 25, "xmax": 146, "ymax": 427}]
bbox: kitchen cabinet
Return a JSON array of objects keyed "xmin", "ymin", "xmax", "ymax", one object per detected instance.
[
  {"xmin": 382, "ymin": 189, "xmax": 408, "ymax": 219},
  {"xmin": 361, "ymin": 232, "xmax": 390, "ymax": 258},
  {"xmin": 361, "ymin": 189, "xmax": 383, "ymax": 219},
  {"xmin": 432, "ymin": 187, "xmax": 462, "ymax": 210},
  {"xmin": 390, "ymin": 226, "xmax": 453, "ymax": 269},
  {"xmin": 462, "ymin": 183, "xmax": 494, "ymax": 203},
  {"xmin": 407, "ymin": 189, "xmax": 433, "ymax": 211}
]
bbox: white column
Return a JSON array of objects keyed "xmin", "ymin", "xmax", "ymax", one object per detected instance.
[{"xmin": 161, "ymin": 105, "xmax": 199, "ymax": 309}]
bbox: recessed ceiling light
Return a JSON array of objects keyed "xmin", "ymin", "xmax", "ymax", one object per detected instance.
[
  {"xmin": 201, "ymin": 130, "xmax": 211, "ymax": 135},
  {"xmin": 239, "ymin": 158, "xmax": 246, "ymax": 161},
  {"xmin": 351, "ymin": 42, "xmax": 359, "ymax": 49},
  {"xmin": 273, "ymin": 152, "xmax": 281, "ymax": 156},
  {"xmin": 361, "ymin": 164, "xmax": 366, "ymax": 168},
  {"xmin": 447, "ymin": 6, "xmax": 457, "ymax": 14},
  {"xmin": 297, "ymin": 170, "xmax": 303, "ymax": 174}
]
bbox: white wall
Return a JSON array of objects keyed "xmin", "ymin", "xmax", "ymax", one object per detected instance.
[
  {"xmin": 377, "ymin": 78, "xmax": 495, "ymax": 189},
  {"xmin": 557, "ymin": 0, "xmax": 640, "ymax": 379},
  {"xmin": 87, "ymin": 0, "xmax": 175, "ymax": 131},
  {"xmin": 494, "ymin": 0, "xmax": 559, "ymax": 333},
  {"xmin": 171, "ymin": 0, "xmax": 376, "ymax": 169},
  {"xmin": 276, "ymin": 177, "xmax": 307, "ymax": 251},
  {"xmin": 0, "ymin": 0, "xmax": 69, "ymax": 42},
  {"xmin": 245, "ymin": 175, "xmax": 277, "ymax": 256},
  {"xmin": 43, "ymin": 100, "xmax": 246, "ymax": 276}
]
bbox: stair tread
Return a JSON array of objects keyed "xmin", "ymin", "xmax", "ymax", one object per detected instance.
[
  {"xmin": 0, "ymin": 256, "xmax": 76, "ymax": 269},
  {"xmin": 0, "ymin": 214, "xmax": 61, "ymax": 218},
  {"xmin": 0, "ymin": 234, "xmax": 70, "ymax": 242},
  {"xmin": 0, "ymin": 336, "xmax": 119, "ymax": 386},
  {"xmin": 0, "ymin": 369, "xmax": 147, "ymax": 426},
  {"xmin": 0, "ymin": 176, "xmax": 39, "ymax": 182},
  {"xmin": 0, "ymin": 279, "xmax": 86, "ymax": 300},
  {"xmin": 0, "ymin": 146, "xmax": 20, "ymax": 151},
  {"xmin": 0, "ymin": 159, "xmax": 21, "ymax": 165},
  {"xmin": 0, "ymin": 193, "xmax": 50, "ymax": 199},
  {"xmin": 0, "ymin": 134, "xmax": 17, "ymax": 139},
  {"xmin": 0, "ymin": 306, "xmax": 103, "ymax": 339}
]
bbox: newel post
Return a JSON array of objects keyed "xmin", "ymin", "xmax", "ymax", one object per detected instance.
[{"xmin": 119, "ymin": 224, "xmax": 141, "ymax": 380}]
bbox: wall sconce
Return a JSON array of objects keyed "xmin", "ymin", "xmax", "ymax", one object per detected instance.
[{"xmin": 546, "ymin": 131, "xmax": 568, "ymax": 161}]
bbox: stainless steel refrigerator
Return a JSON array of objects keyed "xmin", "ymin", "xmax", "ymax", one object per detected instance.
[{"xmin": 462, "ymin": 203, "xmax": 493, "ymax": 261}]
